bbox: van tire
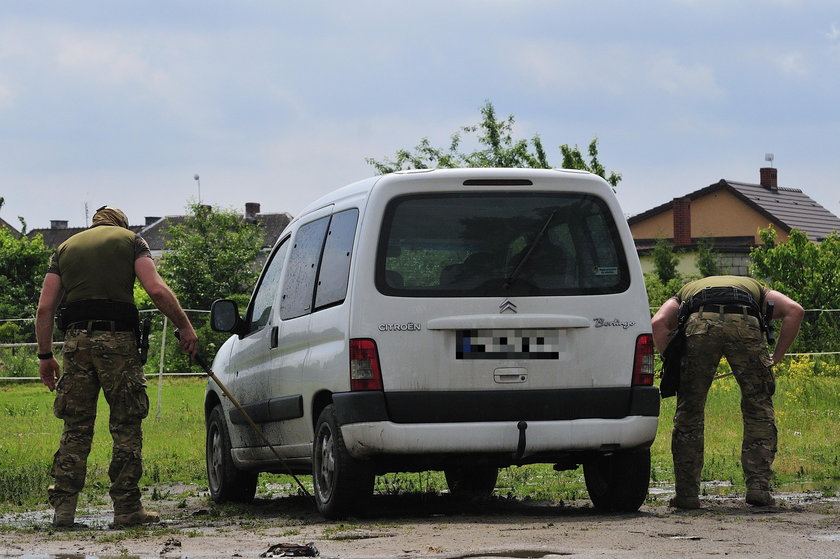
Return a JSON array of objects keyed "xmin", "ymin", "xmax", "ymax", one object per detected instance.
[
  {"xmin": 445, "ymin": 466, "xmax": 498, "ymax": 498},
  {"xmin": 583, "ymin": 448, "xmax": 650, "ymax": 512},
  {"xmin": 313, "ymin": 405, "xmax": 374, "ymax": 519},
  {"xmin": 206, "ymin": 405, "xmax": 258, "ymax": 503}
]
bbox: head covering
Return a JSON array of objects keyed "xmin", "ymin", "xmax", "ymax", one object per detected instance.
[{"xmin": 91, "ymin": 206, "xmax": 130, "ymax": 229}]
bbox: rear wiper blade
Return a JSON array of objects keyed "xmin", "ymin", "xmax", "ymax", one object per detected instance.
[{"xmin": 504, "ymin": 210, "xmax": 556, "ymax": 289}]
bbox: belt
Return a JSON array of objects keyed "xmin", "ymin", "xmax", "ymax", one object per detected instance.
[
  {"xmin": 67, "ymin": 320, "xmax": 136, "ymax": 332},
  {"xmin": 696, "ymin": 304, "xmax": 761, "ymax": 318}
]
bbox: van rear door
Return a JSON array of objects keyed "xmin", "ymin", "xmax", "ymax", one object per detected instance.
[{"xmin": 354, "ymin": 183, "xmax": 650, "ymax": 408}]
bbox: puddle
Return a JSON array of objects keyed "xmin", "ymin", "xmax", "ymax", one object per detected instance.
[
  {"xmin": 2, "ymin": 556, "xmax": 157, "ymax": 559},
  {"xmin": 809, "ymin": 533, "xmax": 840, "ymax": 542},
  {"xmin": 649, "ymin": 480, "xmax": 840, "ymax": 503},
  {"xmin": 445, "ymin": 552, "xmax": 571, "ymax": 559}
]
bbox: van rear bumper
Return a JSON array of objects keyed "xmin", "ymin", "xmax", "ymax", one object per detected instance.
[
  {"xmin": 333, "ymin": 387, "xmax": 659, "ymax": 459},
  {"xmin": 339, "ymin": 416, "xmax": 659, "ymax": 459},
  {"xmin": 333, "ymin": 386, "xmax": 660, "ymax": 424}
]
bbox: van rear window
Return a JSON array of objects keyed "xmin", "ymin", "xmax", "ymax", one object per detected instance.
[{"xmin": 376, "ymin": 193, "xmax": 630, "ymax": 297}]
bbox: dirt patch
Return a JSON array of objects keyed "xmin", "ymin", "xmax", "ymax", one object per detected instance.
[{"xmin": 2, "ymin": 487, "xmax": 839, "ymax": 558}]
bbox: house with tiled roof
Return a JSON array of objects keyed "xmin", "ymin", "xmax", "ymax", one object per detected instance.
[
  {"xmin": 139, "ymin": 203, "xmax": 292, "ymax": 259},
  {"xmin": 628, "ymin": 167, "xmax": 840, "ymax": 275},
  {"xmin": 28, "ymin": 203, "xmax": 292, "ymax": 259},
  {"xmin": 28, "ymin": 220, "xmax": 144, "ymax": 249},
  {"xmin": 0, "ymin": 216, "xmax": 21, "ymax": 238}
]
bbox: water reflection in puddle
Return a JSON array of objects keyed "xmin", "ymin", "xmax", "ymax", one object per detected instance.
[{"xmin": 3, "ymin": 556, "xmax": 155, "ymax": 559}]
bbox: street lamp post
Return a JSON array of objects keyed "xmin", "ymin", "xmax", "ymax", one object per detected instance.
[{"xmin": 194, "ymin": 174, "xmax": 201, "ymax": 203}]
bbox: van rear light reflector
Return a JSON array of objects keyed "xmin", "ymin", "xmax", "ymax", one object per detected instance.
[
  {"xmin": 350, "ymin": 338, "xmax": 383, "ymax": 391},
  {"xmin": 632, "ymin": 334, "xmax": 655, "ymax": 386}
]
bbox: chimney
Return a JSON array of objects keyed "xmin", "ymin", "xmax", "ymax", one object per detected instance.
[
  {"xmin": 673, "ymin": 197, "xmax": 691, "ymax": 246},
  {"xmin": 145, "ymin": 216, "xmax": 161, "ymax": 226},
  {"xmin": 760, "ymin": 167, "xmax": 778, "ymax": 191},
  {"xmin": 50, "ymin": 220, "xmax": 68, "ymax": 230},
  {"xmin": 245, "ymin": 202, "xmax": 261, "ymax": 223}
]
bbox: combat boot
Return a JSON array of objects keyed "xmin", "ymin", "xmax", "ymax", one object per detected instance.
[
  {"xmin": 746, "ymin": 489, "xmax": 775, "ymax": 507},
  {"xmin": 113, "ymin": 507, "xmax": 160, "ymax": 527},
  {"xmin": 52, "ymin": 492, "xmax": 78, "ymax": 528},
  {"xmin": 669, "ymin": 494, "xmax": 701, "ymax": 510}
]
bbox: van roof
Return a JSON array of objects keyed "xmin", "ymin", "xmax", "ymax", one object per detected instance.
[{"xmin": 296, "ymin": 168, "xmax": 605, "ymax": 220}]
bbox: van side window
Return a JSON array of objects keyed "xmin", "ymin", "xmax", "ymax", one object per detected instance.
[
  {"xmin": 280, "ymin": 209, "xmax": 359, "ymax": 320},
  {"xmin": 247, "ymin": 237, "xmax": 290, "ymax": 333},
  {"xmin": 314, "ymin": 209, "xmax": 359, "ymax": 311},
  {"xmin": 280, "ymin": 216, "xmax": 330, "ymax": 320}
]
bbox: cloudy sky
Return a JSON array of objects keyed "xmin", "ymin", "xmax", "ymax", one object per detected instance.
[{"xmin": 2, "ymin": 0, "xmax": 838, "ymax": 231}]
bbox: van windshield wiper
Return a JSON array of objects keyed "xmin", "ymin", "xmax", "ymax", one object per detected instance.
[{"xmin": 504, "ymin": 210, "xmax": 556, "ymax": 289}]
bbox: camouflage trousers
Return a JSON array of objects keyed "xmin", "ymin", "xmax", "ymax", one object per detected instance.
[
  {"xmin": 48, "ymin": 328, "xmax": 149, "ymax": 514},
  {"xmin": 673, "ymin": 310, "xmax": 777, "ymax": 497}
]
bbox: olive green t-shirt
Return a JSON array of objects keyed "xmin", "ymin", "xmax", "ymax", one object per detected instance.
[{"xmin": 48, "ymin": 225, "xmax": 152, "ymax": 304}]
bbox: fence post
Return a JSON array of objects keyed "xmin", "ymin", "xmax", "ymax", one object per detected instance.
[{"xmin": 156, "ymin": 316, "xmax": 168, "ymax": 419}]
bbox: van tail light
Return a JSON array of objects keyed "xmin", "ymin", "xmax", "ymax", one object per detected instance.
[
  {"xmin": 632, "ymin": 334, "xmax": 655, "ymax": 386},
  {"xmin": 350, "ymin": 338, "xmax": 383, "ymax": 391}
]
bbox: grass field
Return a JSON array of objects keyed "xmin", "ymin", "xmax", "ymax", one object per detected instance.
[{"xmin": 2, "ymin": 371, "xmax": 838, "ymax": 511}]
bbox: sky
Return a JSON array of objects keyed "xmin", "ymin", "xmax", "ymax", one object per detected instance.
[{"xmin": 2, "ymin": 0, "xmax": 839, "ymax": 231}]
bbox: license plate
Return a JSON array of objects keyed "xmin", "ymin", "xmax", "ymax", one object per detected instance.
[{"xmin": 456, "ymin": 329, "xmax": 561, "ymax": 360}]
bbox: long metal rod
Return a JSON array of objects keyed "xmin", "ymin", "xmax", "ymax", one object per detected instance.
[{"xmin": 176, "ymin": 332, "xmax": 313, "ymax": 501}]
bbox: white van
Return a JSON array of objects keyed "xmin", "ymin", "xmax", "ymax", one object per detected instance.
[{"xmin": 206, "ymin": 168, "xmax": 659, "ymax": 519}]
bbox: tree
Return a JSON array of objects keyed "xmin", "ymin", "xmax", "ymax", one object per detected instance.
[
  {"xmin": 0, "ymin": 213, "xmax": 51, "ymax": 341},
  {"xmin": 158, "ymin": 203, "xmax": 265, "ymax": 310},
  {"xmin": 750, "ymin": 227, "xmax": 840, "ymax": 353},
  {"xmin": 694, "ymin": 238, "xmax": 727, "ymax": 277},
  {"xmin": 366, "ymin": 101, "xmax": 622, "ymax": 189},
  {"xmin": 0, "ymin": 200, "xmax": 51, "ymax": 376},
  {"xmin": 651, "ymin": 238, "xmax": 679, "ymax": 284},
  {"xmin": 149, "ymin": 204, "xmax": 265, "ymax": 372}
]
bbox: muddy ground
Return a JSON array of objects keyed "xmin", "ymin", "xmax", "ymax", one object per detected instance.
[{"xmin": 2, "ymin": 485, "xmax": 839, "ymax": 558}]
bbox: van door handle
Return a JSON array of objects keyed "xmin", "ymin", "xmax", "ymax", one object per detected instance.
[{"xmin": 271, "ymin": 326, "xmax": 279, "ymax": 348}]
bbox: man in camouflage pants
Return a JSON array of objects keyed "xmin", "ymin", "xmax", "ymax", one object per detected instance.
[
  {"xmin": 652, "ymin": 275, "xmax": 803, "ymax": 510},
  {"xmin": 36, "ymin": 206, "xmax": 198, "ymax": 528}
]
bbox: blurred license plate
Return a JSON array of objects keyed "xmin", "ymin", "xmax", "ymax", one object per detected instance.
[{"xmin": 456, "ymin": 329, "xmax": 561, "ymax": 360}]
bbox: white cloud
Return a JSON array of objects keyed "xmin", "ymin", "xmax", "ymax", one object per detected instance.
[
  {"xmin": 55, "ymin": 33, "xmax": 165, "ymax": 87},
  {"xmin": 774, "ymin": 52, "xmax": 808, "ymax": 76},
  {"xmin": 514, "ymin": 42, "xmax": 724, "ymax": 101},
  {"xmin": 0, "ymin": 82, "xmax": 14, "ymax": 108},
  {"xmin": 828, "ymin": 22, "xmax": 840, "ymax": 41}
]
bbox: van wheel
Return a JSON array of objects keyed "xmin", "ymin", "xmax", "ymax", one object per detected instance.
[
  {"xmin": 583, "ymin": 448, "xmax": 650, "ymax": 512},
  {"xmin": 312, "ymin": 405, "xmax": 374, "ymax": 519},
  {"xmin": 445, "ymin": 466, "xmax": 498, "ymax": 498},
  {"xmin": 206, "ymin": 405, "xmax": 258, "ymax": 503}
]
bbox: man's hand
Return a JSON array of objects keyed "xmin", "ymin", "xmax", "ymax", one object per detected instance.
[
  {"xmin": 176, "ymin": 325, "xmax": 199, "ymax": 357},
  {"xmin": 39, "ymin": 357, "xmax": 61, "ymax": 391}
]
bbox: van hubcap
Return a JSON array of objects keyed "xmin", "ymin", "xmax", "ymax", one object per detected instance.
[
  {"xmin": 209, "ymin": 427, "xmax": 223, "ymax": 491},
  {"xmin": 316, "ymin": 426, "xmax": 336, "ymax": 500}
]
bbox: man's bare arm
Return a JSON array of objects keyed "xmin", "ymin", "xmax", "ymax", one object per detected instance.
[
  {"xmin": 134, "ymin": 257, "xmax": 198, "ymax": 355},
  {"xmin": 35, "ymin": 273, "xmax": 63, "ymax": 391},
  {"xmin": 651, "ymin": 298, "xmax": 680, "ymax": 353},
  {"xmin": 765, "ymin": 289, "xmax": 804, "ymax": 364}
]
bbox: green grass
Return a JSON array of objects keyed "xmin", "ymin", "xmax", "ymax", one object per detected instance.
[
  {"xmin": 2, "ymin": 374, "xmax": 839, "ymax": 511},
  {"xmin": 0, "ymin": 377, "xmax": 205, "ymax": 510}
]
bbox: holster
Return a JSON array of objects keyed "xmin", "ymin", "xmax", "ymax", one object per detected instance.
[
  {"xmin": 660, "ymin": 301, "xmax": 690, "ymax": 398},
  {"xmin": 138, "ymin": 316, "xmax": 152, "ymax": 365}
]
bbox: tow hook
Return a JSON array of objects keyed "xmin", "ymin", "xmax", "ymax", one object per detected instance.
[{"xmin": 515, "ymin": 420, "xmax": 528, "ymax": 460}]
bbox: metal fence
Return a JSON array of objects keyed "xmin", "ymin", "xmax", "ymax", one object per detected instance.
[
  {"xmin": 4, "ymin": 308, "xmax": 840, "ymax": 382},
  {"xmin": 0, "ymin": 309, "xmax": 211, "ymax": 381}
]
